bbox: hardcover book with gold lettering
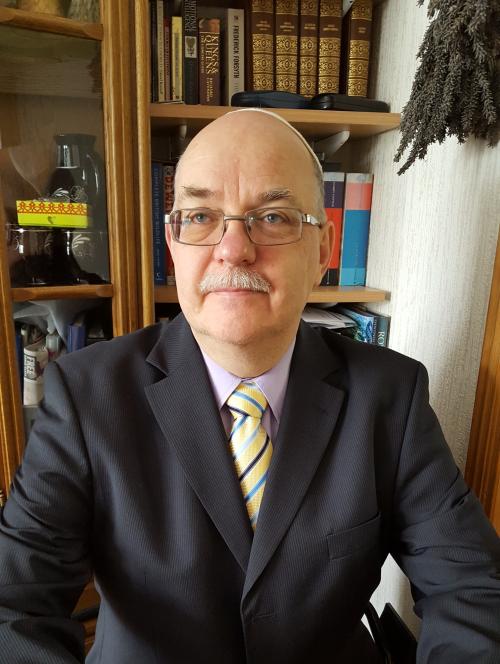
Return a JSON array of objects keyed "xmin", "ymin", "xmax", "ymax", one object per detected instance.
[
  {"xmin": 340, "ymin": 0, "xmax": 373, "ymax": 97},
  {"xmin": 318, "ymin": 0, "xmax": 342, "ymax": 94},
  {"xmin": 248, "ymin": 0, "xmax": 275, "ymax": 91},
  {"xmin": 275, "ymin": 0, "xmax": 299, "ymax": 93}
]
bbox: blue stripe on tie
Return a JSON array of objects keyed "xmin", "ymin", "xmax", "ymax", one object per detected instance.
[
  {"xmin": 233, "ymin": 390, "xmax": 265, "ymax": 414},
  {"xmin": 229, "ymin": 413, "xmax": 247, "ymax": 440},
  {"xmin": 245, "ymin": 470, "xmax": 268, "ymax": 503},
  {"xmin": 238, "ymin": 436, "xmax": 270, "ymax": 482},
  {"xmin": 232, "ymin": 420, "xmax": 260, "ymax": 460},
  {"xmin": 250, "ymin": 509, "xmax": 259, "ymax": 526}
]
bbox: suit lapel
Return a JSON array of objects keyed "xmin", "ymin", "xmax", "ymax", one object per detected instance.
[
  {"xmin": 144, "ymin": 316, "xmax": 253, "ymax": 573},
  {"xmin": 243, "ymin": 322, "xmax": 345, "ymax": 599}
]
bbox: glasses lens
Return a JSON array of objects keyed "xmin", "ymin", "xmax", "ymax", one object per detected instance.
[
  {"xmin": 173, "ymin": 209, "xmax": 224, "ymax": 245},
  {"xmin": 247, "ymin": 208, "xmax": 302, "ymax": 245}
]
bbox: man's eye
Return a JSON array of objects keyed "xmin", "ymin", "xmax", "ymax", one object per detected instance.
[
  {"xmin": 185, "ymin": 211, "xmax": 213, "ymax": 225},
  {"xmin": 262, "ymin": 211, "xmax": 287, "ymax": 224}
]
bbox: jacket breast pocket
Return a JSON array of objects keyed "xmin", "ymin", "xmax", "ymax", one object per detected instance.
[{"xmin": 327, "ymin": 512, "xmax": 381, "ymax": 560}]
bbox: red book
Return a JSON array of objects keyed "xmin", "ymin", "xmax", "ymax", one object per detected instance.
[{"xmin": 320, "ymin": 170, "xmax": 345, "ymax": 286}]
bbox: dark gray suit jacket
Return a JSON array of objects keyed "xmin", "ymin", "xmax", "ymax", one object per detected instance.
[{"xmin": 0, "ymin": 314, "xmax": 499, "ymax": 663}]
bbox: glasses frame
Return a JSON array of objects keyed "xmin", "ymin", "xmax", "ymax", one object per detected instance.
[{"xmin": 164, "ymin": 207, "xmax": 322, "ymax": 246}]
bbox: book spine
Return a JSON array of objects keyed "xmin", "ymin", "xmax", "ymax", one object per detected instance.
[
  {"xmin": 299, "ymin": 0, "xmax": 319, "ymax": 97},
  {"xmin": 156, "ymin": 1, "xmax": 165, "ymax": 102},
  {"xmin": 163, "ymin": 10, "xmax": 171, "ymax": 101},
  {"xmin": 318, "ymin": 0, "xmax": 342, "ymax": 94},
  {"xmin": 226, "ymin": 8, "xmax": 245, "ymax": 104},
  {"xmin": 171, "ymin": 16, "xmax": 183, "ymax": 101},
  {"xmin": 151, "ymin": 161, "xmax": 166, "ymax": 285},
  {"xmin": 275, "ymin": 0, "xmax": 299, "ymax": 93},
  {"xmin": 320, "ymin": 170, "xmax": 344, "ymax": 286},
  {"xmin": 150, "ymin": 0, "xmax": 158, "ymax": 102},
  {"xmin": 374, "ymin": 313, "xmax": 390, "ymax": 347},
  {"xmin": 183, "ymin": 0, "xmax": 198, "ymax": 104},
  {"xmin": 248, "ymin": 0, "xmax": 275, "ymax": 91},
  {"xmin": 339, "ymin": 172, "xmax": 373, "ymax": 286},
  {"xmin": 199, "ymin": 18, "xmax": 221, "ymax": 105},
  {"xmin": 164, "ymin": 162, "xmax": 176, "ymax": 286},
  {"xmin": 341, "ymin": 0, "xmax": 373, "ymax": 96}
]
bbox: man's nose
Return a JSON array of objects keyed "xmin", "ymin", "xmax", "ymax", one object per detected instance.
[{"xmin": 212, "ymin": 218, "xmax": 257, "ymax": 265}]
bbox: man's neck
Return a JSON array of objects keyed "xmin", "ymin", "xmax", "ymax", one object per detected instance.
[{"xmin": 193, "ymin": 330, "xmax": 297, "ymax": 378}]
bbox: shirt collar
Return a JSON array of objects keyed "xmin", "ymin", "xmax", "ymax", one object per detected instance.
[{"xmin": 201, "ymin": 341, "xmax": 295, "ymax": 423}]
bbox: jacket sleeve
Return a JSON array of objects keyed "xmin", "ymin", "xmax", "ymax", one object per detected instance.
[
  {"xmin": 391, "ymin": 362, "xmax": 500, "ymax": 663},
  {"xmin": 0, "ymin": 361, "xmax": 93, "ymax": 663}
]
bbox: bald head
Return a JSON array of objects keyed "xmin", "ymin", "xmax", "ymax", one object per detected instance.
[{"xmin": 174, "ymin": 110, "xmax": 326, "ymax": 222}]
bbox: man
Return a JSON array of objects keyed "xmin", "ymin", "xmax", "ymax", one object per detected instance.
[{"xmin": 0, "ymin": 109, "xmax": 499, "ymax": 663}]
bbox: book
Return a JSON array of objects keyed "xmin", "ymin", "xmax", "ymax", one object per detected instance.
[
  {"xmin": 372, "ymin": 310, "xmax": 390, "ymax": 347},
  {"xmin": 226, "ymin": 8, "xmax": 245, "ymax": 103},
  {"xmin": 339, "ymin": 172, "xmax": 373, "ymax": 286},
  {"xmin": 156, "ymin": 0, "xmax": 166, "ymax": 101},
  {"xmin": 151, "ymin": 161, "xmax": 166, "ymax": 285},
  {"xmin": 171, "ymin": 15, "xmax": 183, "ymax": 101},
  {"xmin": 67, "ymin": 313, "xmax": 87, "ymax": 353},
  {"xmin": 199, "ymin": 18, "xmax": 221, "ymax": 105},
  {"xmin": 163, "ymin": 162, "xmax": 176, "ymax": 286},
  {"xmin": 150, "ymin": 0, "xmax": 158, "ymax": 102},
  {"xmin": 183, "ymin": 0, "xmax": 198, "ymax": 104},
  {"xmin": 248, "ymin": 0, "xmax": 275, "ymax": 91},
  {"xmin": 334, "ymin": 305, "xmax": 376, "ymax": 343},
  {"xmin": 340, "ymin": 0, "xmax": 373, "ymax": 97},
  {"xmin": 163, "ymin": 8, "xmax": 172, "ymax": 102},
  {"xmin": 275, "ymin": 0, "xmax": 299, "ymax": 93},
  {"xmin": 299, "ymin": 0, "xmax": 319, "ymax": 97},
  {"xmin": 318, "ymin": 0, "xmax": 342, "ymax": 94},
  {"xmin": 320, "ymin": 169, "xmax": 344, "ymax": 286},
  {"xmin": 336, "ymin": 305, "xmax": 390, "ymax": 346}
]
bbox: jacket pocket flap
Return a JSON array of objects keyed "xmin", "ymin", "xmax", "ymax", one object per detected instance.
[{"xmin": 327, "ymin": 512, "xmax": 381, "ymax": 560}]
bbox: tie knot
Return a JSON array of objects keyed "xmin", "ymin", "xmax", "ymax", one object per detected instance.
[{"xmin": 226, "ymin": 382, "xmax": 268, "ymax": 419}]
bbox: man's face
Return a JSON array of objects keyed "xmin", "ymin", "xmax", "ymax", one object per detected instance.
[{"xmin": 166, "ymin": 113, "xmax": 332, "ymax": 352}]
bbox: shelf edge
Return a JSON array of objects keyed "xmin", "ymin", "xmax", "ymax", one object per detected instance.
[{"xmin": 0, "ymin": 6, "xmax": 103, "ymax": 40}]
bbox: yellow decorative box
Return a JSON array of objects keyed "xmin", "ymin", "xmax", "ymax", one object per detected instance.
[{"xmin": 16, "ymin": 200, "xmax": 91, "ymax": 228}]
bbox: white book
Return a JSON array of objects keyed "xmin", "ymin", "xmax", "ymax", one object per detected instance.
[{"xmin": 225, "ymin": 8, "xmax": 245, "ymax": 105}]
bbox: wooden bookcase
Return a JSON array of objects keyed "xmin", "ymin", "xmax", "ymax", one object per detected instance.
[
  {"xmin": 0, "ymin": 0, "xmax": 139, "ymax": 647},
  {"xmin": 132, "ymin": 1, "xmax": 397, "ymax": 328}
]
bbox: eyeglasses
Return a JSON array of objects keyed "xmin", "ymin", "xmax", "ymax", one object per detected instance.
[{"xmin": 164, "ymin": 207, "xmax": 321, "ymax": 246}]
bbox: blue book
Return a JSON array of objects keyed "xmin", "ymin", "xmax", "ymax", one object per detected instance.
[
  {"xmin": 151, "ymin": 161, "xmax": 166, "ymax": 285},
  {"xmin": 339, "ymin": 173, "xmax": 373, "ymax": 286},
  {"xmin": 67, "ymin": 314, "xmax": 86, "ymax": 353}
]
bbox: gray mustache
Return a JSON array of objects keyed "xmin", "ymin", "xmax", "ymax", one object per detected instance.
[{"xmin": 199, "ymin": 268, "xmax": 271, "ymax": 294}]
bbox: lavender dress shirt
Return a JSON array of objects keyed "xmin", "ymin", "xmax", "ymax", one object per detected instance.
[{"xmin": 201, "ymin": 341, "xmax": 295, "ymax": 441}]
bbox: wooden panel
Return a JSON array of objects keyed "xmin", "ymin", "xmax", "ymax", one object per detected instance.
[
  {"xmin": 0, "ymin": 6, "xmax": 103, "ymax": 40},
  {"xmin": 134, "ymin": 0, "xmax": 155, "ymax": 328},
  {"xmin": 100, "ymin": 0, "xmax": 138, "ymax": 336},
  {"xmin": 0, "ymin": 186, "xmax": 25, "ymax": 496},
  {"xmin": 12, "ymin": 284, "xmax": 113, "ymax": 302},
  {"xmin": 155, "ymin": 285, "xmax": 388, "ymax": 304},
  {"xmin": 150, "ymin": 104, "xmax": 401, "ymax": 139},
  {"xmin": 465, "ymin": 231, "xmax": 500, "ymax": 529}
]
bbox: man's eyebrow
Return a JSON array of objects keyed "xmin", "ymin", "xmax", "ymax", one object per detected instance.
[
  {"xmin": 258, "ymin": 188, "xmax": 296, "ymax": 204},
  {"xmin": 179, "ymin": 186, "xmax": 218, "ymax": 199}
]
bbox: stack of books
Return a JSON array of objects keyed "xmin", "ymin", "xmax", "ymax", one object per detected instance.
[{"xmin": 150, "ymin": 0, "xmax": 374, "ymax": 105}]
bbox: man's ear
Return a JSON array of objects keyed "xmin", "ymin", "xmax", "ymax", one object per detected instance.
[
  {"xmin": 165, "ymin": 223, "xmax": 174, "ymax": 254},
  {"xmin": 316, "ymin": 220, "xmax": 334, "ymax": 285}
]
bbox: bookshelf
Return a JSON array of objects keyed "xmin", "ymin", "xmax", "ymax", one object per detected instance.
[
  {"xmin": 0, "ymin": 1, "xmax": 138, "ymax": 648},
  {"xmin": 135, "ymin": 2, "xmax": 399, "ymax": 326},
  {"xmin": 156, "ymin": 284, "xmax": 388, "ymax": 304},
  {"xmin": 150, "ymin": 103, "xmax": 401, "ymax": 139}
]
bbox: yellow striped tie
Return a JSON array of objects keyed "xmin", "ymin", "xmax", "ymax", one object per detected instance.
[{"xmin": 227, "ymin": 382, "xmax": 273, "ymax": 530}]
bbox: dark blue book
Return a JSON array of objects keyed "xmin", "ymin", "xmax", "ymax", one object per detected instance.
[
  {"xmin": 67, "ymin": 314, "xmax": 86, "ymax": 353},
  {"xmin": 151, "ymin": 160, "xmax": 166, "ymax": 285}
]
